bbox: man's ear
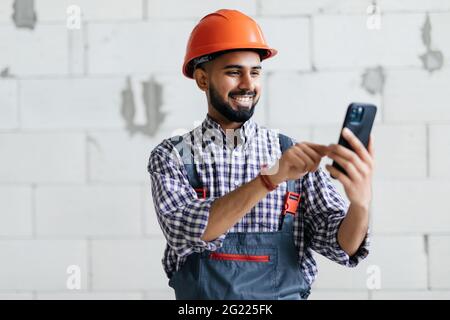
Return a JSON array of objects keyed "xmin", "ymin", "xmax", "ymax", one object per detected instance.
[{"xmin": 193, "ymin": 67, "xmax": 209, "ymax": 92}]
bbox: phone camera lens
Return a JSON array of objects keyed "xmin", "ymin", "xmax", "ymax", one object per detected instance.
[{"xmin": 349, "ymin": 106, "xmax": 364, "ymax": 123}]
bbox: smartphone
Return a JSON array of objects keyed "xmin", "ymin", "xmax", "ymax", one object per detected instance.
[{"xmin": 331, "ymin": 102, "xmax": 377, "ymax": 179}]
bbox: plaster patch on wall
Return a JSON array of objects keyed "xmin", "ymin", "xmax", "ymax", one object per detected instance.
[
  {"xmin": 142, "ymin": 77, "xmax": 165, "ymax": 137},
  {"xmin": 361, "ymin": 66, "xmax": 385, "ymax": 95},
  {"xmin": 419, "ymin": 13, "xmax": 444, "ymax": 73},
  {"xmin": 121, "ymin": 77, "xmax": 136, "ymax": 133},
  {"xmin": 0, "ymin": 67, "xmax": 13, "ymax": 78},
  {"xmin": 87, "ymin": 135, "xmax": 102, "ymax": 154},
  {"xmin": 12, "ymin": 0, "xmax": 37, "ymax": 30},
  {"xmin": 120, "ymin": 76, "xmax": 165, "ymax": 137}
]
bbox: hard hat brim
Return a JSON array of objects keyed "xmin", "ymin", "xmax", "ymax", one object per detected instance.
[{"xmin": 183, "ymin": 46, "xmax": 277, "ymax": 79}]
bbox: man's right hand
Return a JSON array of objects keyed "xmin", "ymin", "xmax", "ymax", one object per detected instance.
[
  {"xmin": 263, "ymin": 142, "xmax": 330, "ymax": 185},
  {"xmin": 204, "ymin": 142, "xmax": 329, "ymax": 242}
]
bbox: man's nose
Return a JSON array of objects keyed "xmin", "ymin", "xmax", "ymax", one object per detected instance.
[{"xmin": 238, "ymin": 73, "xmax": 255, "ymax": 92}]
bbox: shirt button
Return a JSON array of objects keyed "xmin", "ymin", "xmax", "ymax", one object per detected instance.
[{"xmin": 234, "ymin": 180, "xmax": 240, "ymax": 186}]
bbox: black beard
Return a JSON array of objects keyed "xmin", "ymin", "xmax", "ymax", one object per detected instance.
[{"xmin": 209, "ymin": 84, "xmax": 258, "ymax": 123}]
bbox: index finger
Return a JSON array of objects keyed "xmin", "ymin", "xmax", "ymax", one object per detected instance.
[
  {"xmin": 304, "ymin": 142, "xmax": 329, "ymax": 157},
  {"xmin": 341, "ymin": 127, "xmax": 371, "ymax": 162},
  {"xmin": 368, "ymin": 134, "xmax": 374, "ymax": 158}
]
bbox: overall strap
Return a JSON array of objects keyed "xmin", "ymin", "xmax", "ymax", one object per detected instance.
[
  {"xmin": 278, "ymin": 133, "xmax": 301, "ymax": 231},
  {"xmin": 169, "ymin": 136, "xmax": 206, "ymax": 198},
  {"xmin": 278, "ymin": 133, "xmax": 295, "ymax": 193}
]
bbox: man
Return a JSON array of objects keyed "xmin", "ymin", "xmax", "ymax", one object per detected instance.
[{"xmin": 148, "ymin": 9, "xmax": 374, "ymax": 300}]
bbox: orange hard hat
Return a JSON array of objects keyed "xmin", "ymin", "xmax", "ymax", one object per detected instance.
[{"xmin": 182, "ymin": 9, "xmax": 277, "ymax": 79}]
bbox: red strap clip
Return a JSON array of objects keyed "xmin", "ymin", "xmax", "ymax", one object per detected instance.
[
  {"xmin": 282, "ymin": 192, "xmax": 301, "ymax": 216},
  {"xmin": 194, "ymin": 187, "xmax": 207, "ymax": 199}
]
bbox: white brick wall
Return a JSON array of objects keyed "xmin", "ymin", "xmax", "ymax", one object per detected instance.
[
  {"xmin": 0, "ymin": 293, "xmax": 34, "ymax": 300},
  {"xmin": 0, "ymin": 25, "xmax": 68, "ymax": 76},
  {"xmin": 68, "ymin": 29, "xmax": 85, "ymax": 75},
  {"xmin": 429, "ymin": 13, "xmax": 450, "ymax": 63},
  {"xmin": 36, "ymin": 185, "xmax": 141, "ymax": 236},
  {"xmin": 20, "ymin": 78, "xmax": 126, "ymax": 129},
  {"xmin": 0, "ymin": 0, "xmax": 14, "ymax": 23},
  {"xmin": 257, "ymin": 18, "xmax": 310, "ymax": 71},
  {"xmin": 313, "ymin": 235, "xmax": 428, "ymax": 290},
  {"xmin": 0, "ymin": 240, "xmax": 88, "ymax": 291},
  {"xmin": 147, "ymin": 0, "xmax": 257, "ymax": 19},
  {"xmin": 260, "ymin": 0, "xmax": 450, "ymax": 16},
  {"xmin": 430, "ymin": 125, "xmax": 450, "ymax": 178},
  {"xmin": 372, "ymin": 181, "xmax": 450, "ymax": 233},
  {"xmin": 260, "ymin": 0, "xmax": 370, "ymax": 16},
  {"xmin": 36, "ymin": 292, "xmax": 144, "ymax": 300},
  {"xmin": 260, "ymin": 0, "xmax": 450, "ymax": 15},
  {"xmin": 0, "ymin": 79, "xmax": 18, "ymax": 129},
  {"xmin": 368, "ymin": 236, "xmax": 428, "ymax": 289},
  {"xmin": 0, "ymin": 186, "xmax": 32, "ymax": 236},
  {"xmin": 313, "ymin": 14, "xmax": 424, "ymax": 69},
  {"xmin": 384, "ymin": 68, "xmax": 450, "ymax": 123},
  {"xmin": 379, "ymin": 0, "xmax": 450, "ymax": 12},
  {"xmin": 144, "ymin": 290, "xmax": 175, "ymax": 300},
  {"xmin": 267, "ymin": 71, "xmax": 381, "ymax": 127},
  {"xmin": 91, "ymin": 239, "xmax": 167, "ymax": 291},
  {"xmin": 1, "ymin": 0, "xmax": 450, "ymax": 300},
  {"xmin": 311, "ymin": 251, "xmax": 369, "ymax": 289},
  {"xmin": 88, "ymin": 129, "xmax": 170, "ymax": 183},
  {"xmin": 429, "ymin": 236, "xmax": 450, "ymax": 289},
  {"xmin": 370, "ymin": 125, "xmax": 427, "ymax": 179},
  {"xmin": 88, "ymin": 21, "xmax": 196, "ymax": 75},
  {"xmin": 36, "ymin": 0, "xmax": 143, "ymax": 21},
  {"xmin": 311, "ymin": 124, "xmax": 428, "ymax": 179},
  {"xmin": 0, "ymin": 132, "xmax": 85, "ymax": 183},
  {"xmin": 309, "ymin": 290, "xmax": 369, "ymax": 300}
]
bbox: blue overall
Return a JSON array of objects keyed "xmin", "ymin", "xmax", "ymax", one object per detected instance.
[{"xmin": 168, "ymin": 134, "xmax": 311, "ymax": 300}]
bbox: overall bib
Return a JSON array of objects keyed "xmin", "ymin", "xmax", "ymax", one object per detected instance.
[{"xmin": 168, "ymin": 134, "xmax": 311, "ymax": 300}]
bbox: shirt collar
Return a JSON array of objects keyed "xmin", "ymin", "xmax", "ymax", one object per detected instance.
[{"xmin": 202, "ymin": 113, "xmax": 257, "ymax": 149}]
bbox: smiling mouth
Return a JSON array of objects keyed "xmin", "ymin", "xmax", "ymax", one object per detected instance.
[{"xmin": 230, "ymin": 95, "xmax": 254, "ymax": 107}]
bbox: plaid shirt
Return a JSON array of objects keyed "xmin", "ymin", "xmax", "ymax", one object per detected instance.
[{"xmin": 148, "ymin": 114, "xmax": 369, "ymax": 286}]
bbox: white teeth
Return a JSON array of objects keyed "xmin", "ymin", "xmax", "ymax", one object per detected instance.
[{"xmin": 232, "ymin": 95, "xmax": 253, "ymax": 102}]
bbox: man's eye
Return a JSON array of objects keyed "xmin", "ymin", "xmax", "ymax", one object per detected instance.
[{"xmin": 227, "ymin": 71, "xmax": 239, "ymax": 75}]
